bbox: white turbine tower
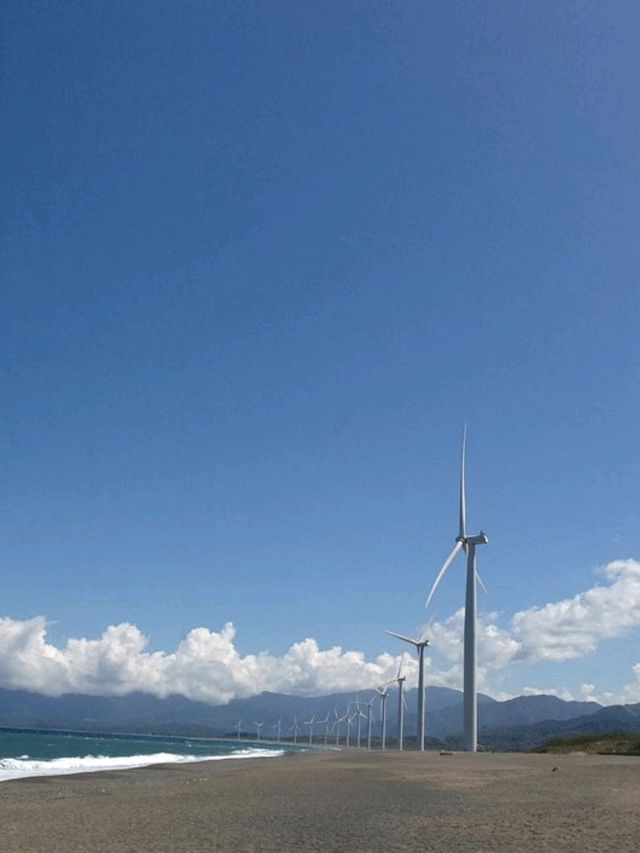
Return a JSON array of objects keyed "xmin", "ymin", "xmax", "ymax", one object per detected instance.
[
  {"xmin": 385, "ymin": 625, "xmax": 431, "ymax": 751},
  {"xmin": 234, "ymin": 718, "xmax": 242, "ymax": 742},
  {"xmin": 425, "ymin": 426, "xmax": 488, "ymax": 753},
  {"xmin": 254, "ymin": 721, "xmax": 264, "ymax": 742}
]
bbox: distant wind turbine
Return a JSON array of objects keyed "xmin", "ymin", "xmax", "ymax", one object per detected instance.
[
  {"xmin": 385, "ymin": 624, "xmax": 431, "ymax": 751},
  {"xmin": 254, "ymin": 721, "xmax": 264, "ymax": 742},
  {"xmin": 354, "ymin": 698, "xmax": 364, "ymax": 749},
  {"xmin": 304, "ymin": 715, "xmax": 315, "ymax": 746},
  {"xmin": 289, "ymin": 716, "xmax": 300, "ymax": 744},
  {"xmin": 374, "ymin": 684, "xmax": 391, "ymax": 750},
  {"xmin": 345, "ymin": 711, "xmax": 356, "ymax": 748},
  {"xmin": 425, "ymin": 426, "xmax": 488, "ymax": 753},
  {"xmin": 235, "ymin": 718, "xmax": 242, "ymax": 742},
  {"xmin": 335, "ymin": 710, "xmax": 348, "ymax": 748},
  {"xmin": 395, "ymin": 654, "xmax": 407, "ymax": 751},
  {"xmin": 272, "ymin": 719, "xmax": 282, "ymax": 743},
  {"xmin": 364, "ymin": 697, "xmax": 375, "ymax": 750},
  {"xmin": 320, "ymin": 712, "xmax": 331, "ymax": 747}
]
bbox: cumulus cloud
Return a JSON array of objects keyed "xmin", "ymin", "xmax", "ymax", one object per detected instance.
[
  {"xmin": 1, "ymin": 558, "xmax": 640, "ymax": 705},
  {"xmin": 0, "ymin": 616, "xmax": 416, "ymax": 704},
  {"xmin": 511, "ymin": 559, "xmax": 640, "ymax": 662},
  {"xmin": 427, "ymin": 559, "xmax": 640, "ymax": 671}
]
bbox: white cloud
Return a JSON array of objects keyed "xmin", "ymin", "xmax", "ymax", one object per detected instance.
[
  {"xmin": 0, "ymin": 616, "xmax": 418, "ymax": 704},
  {"xmin": 510, "ymin": 559, "xmax": 640, "ymax": 663},
  {"xmin": 426, "ymin": 558, "xmax": 640, "ymax": 672},
  {"xmin": 1, "ymin": 558, "xmax": 640, "ymax": 705}
]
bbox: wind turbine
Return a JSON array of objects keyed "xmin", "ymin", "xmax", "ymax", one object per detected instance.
[
  {"xmin": 345, "ymin": 711, "xmax": 356, "ymax": 748},
  {"xmin": 425, "ymin": 426, "xmax": 488, "ymax": 753},
  {"xmin": 364, "ymin": 696, "xmax": 375, "ymax": 750},
  {"xmin": 353, "ymin": 698, "xmax": 364, "ymax": 748},
  {"xmin": 385, "ymin": 624, "xmax": 431, "ymax": 751},
  {"xmin": 320, "ymin": 712, "xmax": 331, "ymax": 747},
  {"xmin": 304, "ymin": 715, "xmax": 315, "ymax": 746},
  {"xmin": 272, "ymin": 719, "xmax": 282, "ymax": 743},
  {"xmin": 254, "ymin": 721, "xmax": 264, "ymax": 742},
  {"xmin": 335, "ymin": 710, "xmax": 348, "ymax": 747},
  {"xmin": 234, "ymin": 718, "xmax": 242, "ymax": 742},
  {"xmin": 289, "ymin": 716, "xmax": 300, "ymax": 744},
  {"xmin": 396, "ymin": 656, "xmax": 407, "ymax": 751},
  {"xmin": 374, "ymin": 684, "xmax": 391, "ymax": 750}
]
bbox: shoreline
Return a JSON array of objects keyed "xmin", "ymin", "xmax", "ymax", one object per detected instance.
[{"xmin": 1, "ymin": 750, "xmax": 639, "ymax": 851}]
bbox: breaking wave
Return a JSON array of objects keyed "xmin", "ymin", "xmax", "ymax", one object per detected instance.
[{"xmin": 0, "ymin": 748, "xmax": 284, "ymax": 782}]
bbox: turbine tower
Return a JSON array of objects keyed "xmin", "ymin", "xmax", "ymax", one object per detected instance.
[
  {"xmin": 425, "ymin": 426, "xmax": 488, "ymax": 752},
  {"xmin": 254, "ymin": 721, "xmax": 264, "ymax": 742},
  {"xmin": 385, "ymin": 625, "xmax": 430, "ymax": 751}
]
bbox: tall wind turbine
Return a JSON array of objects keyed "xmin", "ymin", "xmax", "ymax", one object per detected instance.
[
  {"xmin": 235, "ymin": 718, "xmax": 242, "ymax": 742},
  {"xmin": 254, "ymin": 721, "xmax": 264, "ymax": 742},
  {"xmin": 425, "ymin": 426, "xmax": 488, "ymax": 752},
  {"xmin": 385, "ymin": 625, "xmax": 431, "ymax": 751}
]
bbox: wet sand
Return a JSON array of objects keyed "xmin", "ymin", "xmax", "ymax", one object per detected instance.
[{"xmin": 1, "ymin": 750, "xmax": 638, "ymax": 851}]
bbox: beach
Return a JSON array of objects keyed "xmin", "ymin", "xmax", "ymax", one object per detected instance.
[{"xmin": 0, "ymin": 750, "xmax": 638, "ymax": 852}]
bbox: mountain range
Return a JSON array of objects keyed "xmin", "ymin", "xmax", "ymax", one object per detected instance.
[{"xmin": 1, "ymin": 686, "xmax": 639, "ymax": 751}]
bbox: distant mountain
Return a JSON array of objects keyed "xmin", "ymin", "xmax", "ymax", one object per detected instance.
[{"xmin": 0, "ymin": 686, "xmax": 637, "ymax": 750}]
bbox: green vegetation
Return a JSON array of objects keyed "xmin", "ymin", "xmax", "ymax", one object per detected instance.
[{"xmin": 535, "ymin": 733, "xmax": 640, "ymax": 755}]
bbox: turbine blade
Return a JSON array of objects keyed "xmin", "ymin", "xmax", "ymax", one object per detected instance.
[
  {"xmin": 417, "ymin": 625, "xmax": 430, "ymax": 645},
  {"xmin": 459, "ymin": 425, "xmax": 467, "ymax": 540},
  {"xmin": 425, "ymin": 540, "xmax": 464, "ymax": 608},
  {"xmin": 385, "ymin": 629, "xmax": 419, "ymax": 647},
  {"xmin": 476, "ymin": 569, "xmax": 488, "ymax": 595},
  {"xmin": 397, "ymin": 652, "xmax": 406, "ymax": 680}
]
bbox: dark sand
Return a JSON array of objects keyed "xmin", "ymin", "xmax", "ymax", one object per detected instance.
[{"xmin": 1, "ymin": 750, "xmax": 638, "ymax": 852}]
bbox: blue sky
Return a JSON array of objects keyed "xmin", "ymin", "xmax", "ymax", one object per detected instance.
[{"xmin": 2, "ymin": 1, "xmax": 640, "ymax": 704}]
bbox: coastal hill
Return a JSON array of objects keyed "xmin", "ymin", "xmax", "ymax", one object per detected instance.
[{"xmin": 0, "ymin": 686, "xmax": 638, "ymax": 750}]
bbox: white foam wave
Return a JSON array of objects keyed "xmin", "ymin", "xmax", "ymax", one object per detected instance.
[{"xmin": 0, "ymin": 748, "xmax": 284, "ymax": 782}]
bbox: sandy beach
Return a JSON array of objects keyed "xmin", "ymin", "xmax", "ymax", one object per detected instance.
[{"xmin": 0, "ymin": 750, "xmax": 638, "ymax": 852}]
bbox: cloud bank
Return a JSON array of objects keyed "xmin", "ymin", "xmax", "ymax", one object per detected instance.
[{"xmin": 1, "ymin": 559, "xmax": 640, "ymax": 705}]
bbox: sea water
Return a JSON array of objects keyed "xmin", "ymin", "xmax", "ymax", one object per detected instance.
[{"xmin": 0, "ymin": 728, "xmax": 292, "ymax": 781}]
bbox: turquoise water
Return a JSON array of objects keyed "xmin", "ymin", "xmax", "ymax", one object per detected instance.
[{"xmin": 0, "ymin": 727, "xmax": 294, "ymax": 781}]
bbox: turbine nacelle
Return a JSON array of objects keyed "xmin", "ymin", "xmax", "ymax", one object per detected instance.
[{"xmin": 457, "ymin": 530, "xmax": 488, "ymax": 547}]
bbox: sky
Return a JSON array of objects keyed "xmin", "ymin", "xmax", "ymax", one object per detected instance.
[{"xmin": 2, "ymin": 1, "xmax": 640, "ymax": 707}]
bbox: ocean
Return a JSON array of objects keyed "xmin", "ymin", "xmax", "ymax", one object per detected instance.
[{"xmin": 0, "ymin": 727, "xmax": 294, "ymax": 781}]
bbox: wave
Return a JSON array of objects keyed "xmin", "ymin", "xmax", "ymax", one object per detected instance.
[{"xmin": 0, "ymin": 748, "xmax": 284, "ymax": 782}]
